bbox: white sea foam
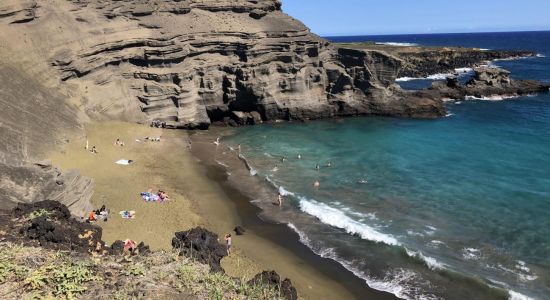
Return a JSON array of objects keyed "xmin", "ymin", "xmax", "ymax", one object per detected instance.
[
  {"xmin": 428, "ymin": 240, "xmax": 446, "ymax": 248},
  {"xmin": 424, "ymin": 226, "xmax": 437, "ymax": 235},
  {"xmin": 286, "ymin": 225, "xmax": 440, "ymax": 300},
  {"xmin": 263, "ymin": 152, "xmax": 273, "ymax": 158},
  {"xmin": 298, "ymin": 197, "xmax": 400, "ymax": 246},
  {"xmin": 215, "ymin": 160, "xmax": 229, "ymax": 168},
  {"xmin": 406, "ymin": 230, "xmax": 425, "ymax": 237},
  {"xmin": 462, "ymin": 248, "xmax": 481, "ymax": 260},
  {"xmin": 536, "ymin": 53, "xmax": 546, "ymax": 58},
  {"xmin": 445, "ymin": 112, "xmax": 454, "ymax": 118},
  {"xmin": 427, "ymin": 73, "xmax": 452, "ymax": 80},
  {"xmin": 455, "ymin": 67, "xmax": 474, "ymax": 73},
  {"xmin": 464, "ymin": 95, "xmax": 519, "ymax": 101},
  {"xmin": 395, "ymin": 77, "xmax": 418, "ymax": 82},
  {"xmin": 249, "ymin": 168, "xmax": 257, "ymax": 176},
  {"xmin": 405, "ymin": 248, "xmax": 445, "ymax": 271},
  {"xmin": 278, "ymin": 186, "xmax": 294, "ymax": 196},
  {"xmin": 396, "ymin": 73, "xmax": 451, "ymax": 82},
  {"xmin": 508, "ymin": 290, "xmax": 535, "ymax": 300},
  {"xmin": 376, "ymin": 42, "xmax": 419, "ymax": 47}
]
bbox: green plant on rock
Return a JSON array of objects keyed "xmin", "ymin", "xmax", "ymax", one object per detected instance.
[
  {"xmin": 123, "ymin": 264, "xmax": 146, "ymax": 277},
  {"xmin": 28, "ymin": 209, "xmax": 51, "ymax": 220},
  {"xmin": 24, "ymin": 258, "xmax": 100, "ymax": 299},
  {"xmin": 0, "ymin": 249, "xmax": 29, "ymax": 283}
]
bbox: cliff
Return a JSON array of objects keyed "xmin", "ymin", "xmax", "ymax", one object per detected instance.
[{"xmin": 0, "ymin": 0, "xmax": 444, "ymax": 132}]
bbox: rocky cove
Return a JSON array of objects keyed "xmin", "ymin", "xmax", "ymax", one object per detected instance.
[{"xmin": 1, "ymin": 0, "xmax": 550, "ymax": 299}]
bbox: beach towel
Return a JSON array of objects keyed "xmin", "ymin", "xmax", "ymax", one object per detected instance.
[
  {"xmin": 119, "ymin": 210, "xmax": 136, "ymax": 219},
  {"xmin": 140, "ymin": 192, "xmax": 160, "ymax": 202},
  {"xmin": 115, "ymin": 159, "xmax": 133, "ymax": 165}
]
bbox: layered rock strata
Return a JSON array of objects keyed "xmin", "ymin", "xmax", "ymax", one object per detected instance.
[{"xmin": 0, "ymin": 0, "xmax": 446, "ymax": 133}]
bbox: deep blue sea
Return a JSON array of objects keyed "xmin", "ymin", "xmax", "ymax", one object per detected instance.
[{"xmin": 226, "ymin": 32, "xmax": 550, "ymax": 300}]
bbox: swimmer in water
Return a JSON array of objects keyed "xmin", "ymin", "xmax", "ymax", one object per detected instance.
[
  {"xmin": 297, "ymin": 154, "xmax": 301, "ymax": 159},
  {"xmin": 326, "ymin": 161, "xmax": 332, "ymax": 167},
  {"xmin": 315, "ymin": 164, "xmax": 320, "ymax": 171},
  {"xmin": 313, "ymin": 180, "xmax": 320, "ymax": 188},
  {"xmin": 357, "ymin": 179, "xmax": 368, "ymax": 184}
]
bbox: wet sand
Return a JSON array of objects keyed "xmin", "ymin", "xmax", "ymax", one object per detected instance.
[{"xmin": 49, "ymin": 122, "xmax": 395, "ymax": 300}]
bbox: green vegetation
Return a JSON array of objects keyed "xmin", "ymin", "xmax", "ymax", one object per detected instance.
[
  {"xmin": 0, "ymin": 243, "xmax": 285, "ymax": 300},
  {"xmin": 27, "ymin": 209, "xmax": 51, "ymax": 220}
]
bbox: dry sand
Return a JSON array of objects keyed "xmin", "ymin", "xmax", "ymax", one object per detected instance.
[{"xmin": 48, "ymin": 122, "xmax": 360, "ymax": 300}]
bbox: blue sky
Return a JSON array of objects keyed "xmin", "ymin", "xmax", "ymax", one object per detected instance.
[{"xmin": 282, "ymin": 0, "xmax": 550, "ymax": 36}]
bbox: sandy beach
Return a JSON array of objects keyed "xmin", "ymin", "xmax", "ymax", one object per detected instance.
[{"xmin": 48, "ymin": 122, "xmax": 393, "ymax": 300}]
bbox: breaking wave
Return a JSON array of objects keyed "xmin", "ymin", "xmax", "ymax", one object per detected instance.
[{"xmin": 376, "ymin": 42, "xmax": 419, "ymax": 47}]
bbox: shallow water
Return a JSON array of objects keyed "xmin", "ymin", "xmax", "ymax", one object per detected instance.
[{"xmin": 224, "ymin": 32, "xmax": 550, "ymax": 299}]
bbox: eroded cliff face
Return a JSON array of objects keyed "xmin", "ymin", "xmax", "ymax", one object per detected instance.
[{"xmin": 0, "ymin": 0, "xmax": 444, "ymax": 132}]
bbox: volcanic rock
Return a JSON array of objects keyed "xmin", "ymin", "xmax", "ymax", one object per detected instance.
[
  {"xmin": 248, "ymin": 270, "xmax": 298, "ymax": 300},
  {"xmin": 172, "ymin": 227, "xmax": 228, "ymax": 272}
]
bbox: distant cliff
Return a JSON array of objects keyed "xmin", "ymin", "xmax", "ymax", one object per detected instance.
[{"xmin": 0, "ymin": 0, "xmax": 444, "ymax": 133}]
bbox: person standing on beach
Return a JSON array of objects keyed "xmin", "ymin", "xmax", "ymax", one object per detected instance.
[
  {"xmin": 224, "ymin": 234, "xmax": 232, "ymax": 255},
  {"xmin": 277, "ymin": 193, "xmax": 283, "ymax": 206}
]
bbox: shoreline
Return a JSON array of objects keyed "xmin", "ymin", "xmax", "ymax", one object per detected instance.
[
  {"xmin": 48, "ymin": 121, "xmax": 394, "ymax": 300},
  {"xmin": 189, "ymin": 128, "xmax": 397, "ymax": 300}
]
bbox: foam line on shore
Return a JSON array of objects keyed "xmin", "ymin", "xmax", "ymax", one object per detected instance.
[{"xmin": 287, "ymin": 223, "xmax": 439, "ymax": 300}]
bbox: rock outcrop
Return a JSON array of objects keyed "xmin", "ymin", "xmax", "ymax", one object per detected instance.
[
  {"xmin": 430, "ymin": 66, "xmax": 550, "ymax": 100},
  {"xmin": 248, "ymin": 270, "xmax": 298, "ymax": 300},
  {"xmin": 172, "ymin": 227, "xmax": 228, "ymax": 272},
  {"xmin": 0, "ymin": 200, "xmax": 103, "ymax": 252},
  {"xmin": 0, "ymin": 0, "xmax": 445, "ymax": 133},
  {"xmin": 0, "ymin": 161, "xmax": 94, "ymax": 216}
]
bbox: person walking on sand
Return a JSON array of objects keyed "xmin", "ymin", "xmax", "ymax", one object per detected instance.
[
  {"xmin": 224, "ymin": 234, "xmax": 232, "ymax": 255},
  {"xmin": 277, "ymin": 193, "xmax": 283, "ymax": 206},
  {"xmin": 214, "ymin": 137, "xmax": 220, "ymax": 146},
  {"xmin": 85, "ymin": 139, "xmax": 89, "ymax": 151}
]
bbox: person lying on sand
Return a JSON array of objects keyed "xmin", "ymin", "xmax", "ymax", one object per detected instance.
[{"xmin": 158, "ymin": 190, "xmax": 169, "ymax": 201}]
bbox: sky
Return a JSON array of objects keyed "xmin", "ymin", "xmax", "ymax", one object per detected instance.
[{"xmin": 282, "ymin": 0, "xmax": 550, "ymax": 36}]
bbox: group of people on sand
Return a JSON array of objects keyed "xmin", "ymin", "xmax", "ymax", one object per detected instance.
[
  {"xmin": 87, "ymin": 205, "xmax": 109, "ymax": 223},
  {"xmin": 140, "ymin": 188, "xmax": 170, "ymax": 202}
]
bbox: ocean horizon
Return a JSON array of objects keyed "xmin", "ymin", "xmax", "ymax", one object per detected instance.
[{"xmin": 224, "ymin": 31, "xmax": 550, "ymax": 300}]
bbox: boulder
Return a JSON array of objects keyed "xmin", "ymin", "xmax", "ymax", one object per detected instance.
[
  {"xmin": 248, "ymin": 111, "xmax": 263, "ymax": 125},
  {"xmin": 234, "ymin": 226, "xmax": 245, "ymax": 235},
  {"xmin": 172, "ymin": 227, "xmax": 228, "ymax": 272},
  {"xmin": 248, "ymin": 270, "xmax": 298, "ymax": 300}
]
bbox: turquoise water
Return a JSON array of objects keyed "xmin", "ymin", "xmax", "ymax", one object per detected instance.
[{"xmin": 225, "ymin": 32, "xmax": 550, "ymax": 299}]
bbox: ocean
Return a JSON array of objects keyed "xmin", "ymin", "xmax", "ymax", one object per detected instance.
[{"xmin": 224, "ymin": 32, "xmax": 550, "ymax": 300}]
